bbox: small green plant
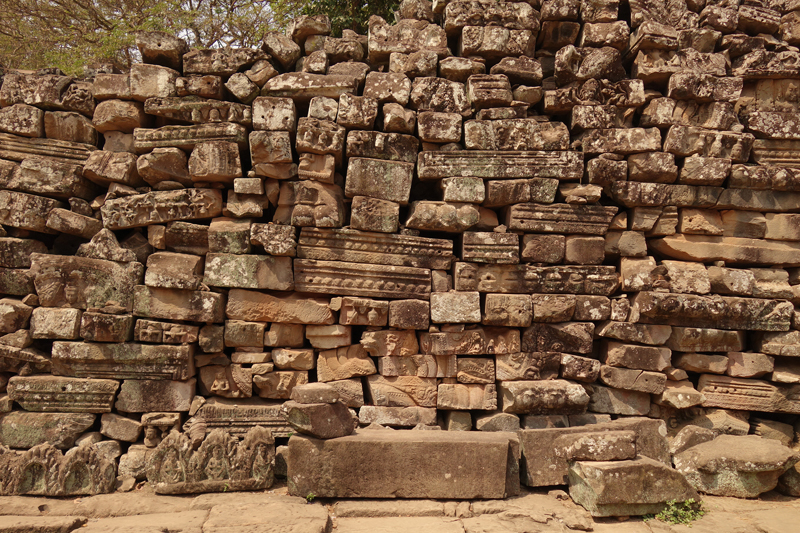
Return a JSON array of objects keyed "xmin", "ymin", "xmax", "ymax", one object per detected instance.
[
  {"xmin": 306, "ymin": 492, "xmax": 316, "ymax": 503},
  {"xmin": 644, "ymin": 499, "xmax": 705, "ymax": 526}
]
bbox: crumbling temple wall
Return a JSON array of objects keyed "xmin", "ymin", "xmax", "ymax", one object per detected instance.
[{"xmin": 2, "ymin": 0, "xmax": 800, "ymax": 500}]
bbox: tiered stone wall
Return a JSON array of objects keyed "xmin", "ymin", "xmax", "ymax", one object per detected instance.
[{"xmin": 1, "ymin": 0, "xmax": 800, "ymax": 498}]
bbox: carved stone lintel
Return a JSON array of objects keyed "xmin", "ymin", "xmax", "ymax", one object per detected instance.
[
  {"xmin": 418, "ymin": 150, "xmax": 583, "ymax": 180},
  {"xmin": 698, "ymin": 375, "xmax": 800, "ymax": 414},
  {"xmin": 505, "ymin": 203, "xmax": 618, "ymax": 234},
  {"xmin": 146, "ymin": 426, "xmax": 274, "ymax": 494},
  {"xmin": 7, "ymin": 376, "xmax": 119, "ymax": 413},
  {"xmin": 454, "ymin": 263, "xmax": 619, "ymax": 296},
  {"xmin": 101, "ymin": 189, "xmax": 223, "ymax": 230},
  {"xmin": 297, "ymin": 227, "xmax": 454, "ymax": 270},
  {"xmin": 0, "ymin": 442, "xmax": 115, "ymax": 496},
  {"xmin": 294, "ymin": 259, "xmax": 431, "ymax": 300},
  {"xmin": 133, "ymin": 123, "xmax": 248, "ymax": 153},
  {"xmin": 144, "ymin": 96, "xmax": 252, "ymax": 126}
]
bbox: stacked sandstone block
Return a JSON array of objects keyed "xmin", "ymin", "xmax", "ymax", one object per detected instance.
[{"xmin": 1, "ymin": 0, "xmax": 800, "ymax": 498}]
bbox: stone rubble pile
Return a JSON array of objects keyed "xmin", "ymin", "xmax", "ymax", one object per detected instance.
[{"xmin": 2, "ymin": 0, "xmax": 800, "ymax": 513}]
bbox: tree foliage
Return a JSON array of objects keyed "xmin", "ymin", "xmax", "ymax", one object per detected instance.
[
  {"xmin": 272, "ymin": 0, "xmax": 398, "ymax": 37},
  {"xmin": 0, "ymin": 0, "xmax": 277, "ymax": 75},
  {"xmin": 0, "ymin": 0, "xmax": 398, "ymax": 75}
]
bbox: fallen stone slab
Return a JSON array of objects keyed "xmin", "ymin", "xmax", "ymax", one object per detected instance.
[
  {"xmin": 674, "ymin": 434, "xmax": 800, "ymax": 498},
  {"xmin": 569, "ymin": 456, "xmax": 699, "ymax": 517},
  {"xmin": 333, "ymin": 500, "xmax": 444, "ymax": 517},
  {"xmin": 336, "ymin": 517, "xmax": 465, "ymax": 533},
  {"xmin": 0, "ymin": 516, "xmax": 86, "ymax": 533},
  {"xmin": 287, "ymin": 429, "xmax": 520, "ymax": 499},
  {"xmin": 77, "ymin": 510, "xmax": 207, "ymax": 533},
  {"xmin": 201, "ymin": 501, "xmax": 330, "ymax": 533}
]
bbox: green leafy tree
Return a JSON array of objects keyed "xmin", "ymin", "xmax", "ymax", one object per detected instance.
[
  {"xmin": 0, "ymin": 0, "xmax": 398, "ymax": 75},
  {"xmin": 0, "ymin": 0, "xmax": 277, "ymax": 74},
  {"xmin": 272, "ymin": 0, "xmax": 398, "ymax": 37}
]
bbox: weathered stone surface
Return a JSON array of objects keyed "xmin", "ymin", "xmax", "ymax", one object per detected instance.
[
  {"xmin": 0, "ymin": 411, "xmax": 95, "ymax": 449},
  {"xmin": 52, "ymin": 342, "xmax": 194, "ymax": 380},
  {"xmin": 586, "ymin": 384, "xmax": 650, "ymax": 415},
  {"xmin": 521, "ymin": 322, "xmax": 594, "ymax": 354},
  {"xmin": 101, "ymin": 189, "xmax": 222, "ymax": 230},
  {"xmin": 368, "ymin": 18, "xmax": 448, "ymax": 63},
  {"xmin": 30, "ymin": 307, "xmax": 81, "ymax": 340},
  {"xmin": 133, "ymin": 123, "xmax": 248, "ymax": 153},
  {"xmin": 203, "ymin": 253, "xmax": 293, "ymax": 291},
  {"xmin": 226, "ymin": 289, "xmax": 334, "ymax": 324},
  {"xmin": 570, "ymin": 456, "xmax": 699, "ymax": 517},
  {"xmin": 366, "ymin": 375, "xmax": 437, "ymax": 407},
  {"xmin": 344, "ymin": 158, "xmax": 414, "ymax": 204},
  {"xmin": 698, "ymin": 374, "xmax": 800, "ymax": 414},
  {"xmin": 8, "ymin": 375, "xmax": 118, "ymax": 413},
  {"xmin": 287, "ymin": 430, "xmax": 519, "ymax": 498},
  {"xmin": 282, "ymin": 400, "xmax": 356, "ymax": 439},
  {"xmin": 599, "ymin": 366, "xmax": 665, "ymax": 394},
  {"xmin": 499, "ymin": 380, "xmax": 589, "ymax": 415},
  {"xmin": 317, "ymin": 345, "xmax": 376, "ymax": 382},
  {"xmin": 667, "ymin": 327, "xmax": 745, "ymax": 353},
  {"xmin": 0, "ymin": 441, "xmax": 115, "ymax": 496},
  {"xmin": 133, "ymin": 286, "xmax": 224, "ymax": 323},
  {"xmin": 419, "ymin": 328, "xmax": 519, "ymax": 356},
  {"xmin": 294, "ymin": 259, "xmax": 430, "ymax": 300},
  {"xmin": 454, "ymin": 263, "xmax": 618, "ymax": 296},
  {"xmin": 519, "ymin": 418, "xmax": 670, "ymax": 487},
  {"xmin": 30, "ymin": 254, "xmax": 143, "ymax": 311},
  {"xmin": 0, "ymin": 132, "xmax": 95, "ymax": 165},
  {"xmin": 253, "ymin": 371, "xmax": 309, "ymax": 400},
  {"xmin": 147, "ymin": 426, "xmax": 274, "ymax": 494},
  {"xmin": 505, "ymin": 203, "xmax": 617, "ymax": 235},
  {"xmin": 630, "ymin": 291, "xmax": 793, "ymax": 331},
  {"xmin": 261, "ymin": 73, "xmax": 358, "ymax": 102},
  {"xmin": 144, "ymin": 96, "xmax": 251, "ymax": 126},
  {"xmin": 418, "ymin": 150, "xmax": 583, "ymax": 180},
  {"xmin": 0, "ymin": 190, "xmax": 65, "ymax": 234},
  {"xmin": 115, "ymin": 379, "xmax": 195, "ymax": 412},
  {"xmin": 357, "ymin": 406, "xmax": 437, "ymax": 428},
  {"xmin": 187, "ymin": 397, "xmax": 292, "ymax": 439},
  {"xmin": 674, "ymin": 435, "xmax": 799, "ymax": 497},
  {"xmin": 437, "ymin": 383, "xmax": 497, "ymax": 410},
  {"xmin": 404, "ymin": 201, "xmax": 482, "ymax": 233}
]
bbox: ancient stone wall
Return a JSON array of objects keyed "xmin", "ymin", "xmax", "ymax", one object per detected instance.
[{"xmin": 1, "ymin": 0, "xmax": 800, "ymax": 498}]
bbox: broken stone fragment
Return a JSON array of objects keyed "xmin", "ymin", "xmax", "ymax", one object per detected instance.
[
  {"xmin": 570, "ymin": 456, "xmax": 699, "ymax": 517},
  {"xmin": 499, "ymin": 380, "xmax": 589, "ymax": 415},
  {"xmin": 281, "ymin": 400, "xmax": 356, "ymax": 439},
  {"xmin": 0, "ymin": 103, "xmax": 44, "ymax": 138},
  {"xmin": 0, "ymin": 411, "xmax": 96, "ymax": 449},
  {"xmin": 674, "ymin": 435, "xmax": 799, "ymax": 498}
]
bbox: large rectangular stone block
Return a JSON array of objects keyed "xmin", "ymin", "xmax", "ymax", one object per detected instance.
[
  {"xmin": 288, "ymin": 430, "xmax": 520, "ymax": 499},
  {"xmin": 203, "ymin": 253, "xmax": 294, "ymax": 290},
  {"xmin": 418, "ymin": 150, "xmax": 583, "ymax": 180},
  {"xmin": 505, "ymin": 203, "xmax": 618, "ymax": 234},
  {"xmin": 133, "ymin": 286, "xmax": 225, "ymax": 323},
  {"xmin": 52, "ymin": 342, "xmax": 195, "ymax": 380},
  {"xmin": 454, "ymin": 263, "xmax": 619, "ymax": 296},
  {"xmin": 297, "ymin": 228, "xmax": 454, "ymax": 269},
  {"xmin": 630, "ymin": 291, "xmax": 793, "ymax": 331},
  {"xmin": 101, "ymin": 189, "xmax": 223, "ymax": 230},
  {"xmin": 30, "ymin": 254, "xmax": 144, "ymax": 312},
  {"xmin": 7, "ymin": 375, "xmax": 119, "ymax": 413},
  {"xmin": 294, "ymin": 259, "xmax": 431, "ymax": 300},
  {"xmin": 226, "ymin": 289, "xmax": 335, "ymax": 324}
]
